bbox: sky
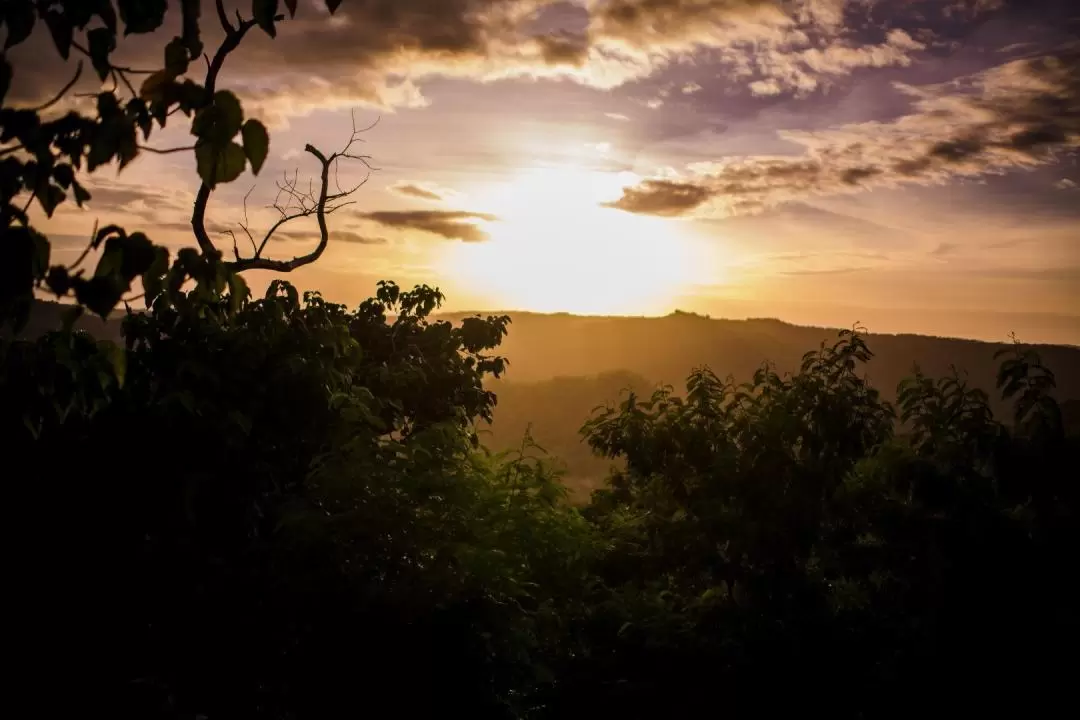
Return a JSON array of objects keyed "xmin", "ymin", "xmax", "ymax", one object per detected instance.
[{"xmin": 13, "ymin": 0, "xmax": 1080, "ymax": 344}]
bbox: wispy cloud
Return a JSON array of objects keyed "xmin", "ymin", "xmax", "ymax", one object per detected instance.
[
  {"xmin": 608, "ymin": 47, "xmax": 1080, "ymax": 217},
  {"xmin": 359, "ymin": 210, "xmax": 498, "ymax": 242}
]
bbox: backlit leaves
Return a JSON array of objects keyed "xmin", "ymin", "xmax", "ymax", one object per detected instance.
[{"xmin": 241, "ymin": 119, "xmax": 270, "ymax": 175}]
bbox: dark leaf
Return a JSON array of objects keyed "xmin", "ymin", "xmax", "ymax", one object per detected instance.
[
  {"xmin": 44, "ymin": 10, "xmax": 73, "ymax": 60},
  {"xmin": 118, "ymin": 0, "xmax": 168, "ymax": 35},
  {"xmin": 75, "ymin": 275, "xmax": 125, "ymax": 318},
  {"xmin": 241, "ymin": 119, "xmax": 270, "ymax": 175},
  {"xmin": 47, "ymin": 266, "xmax": 72, "ymax": 297},
  {"xmin": 142, "ymin": 246, "xmax": 170, "ymax": 307},
  {"xmin": 165, "ymin": 37, "xmax": 189, "ymax": 77},
  {"xmin": 196, "ymin": 141, "xmax": 247, "ymax": 186},
  {"xmin": 139, "ymin": 71, "xmax": 171, "ymax": 102},
  {"xmin": 38, "ymin": 184, "xmax": 67, "ymax": 217},
  {"xmin": 285, "ymin": 0, "xmax": 299, "ymax": 17},
  {"xmin": 254, "ymin": 0, "xmax": 279, "ymax": 38},
  {"xmin": 3, "ymin": 2, "xmax": 35, "ymax": 49},
  {"xmin": 87, "ymin": 27, "xmax": 115, "ymax": 81},
  {"xmin": 228, "ymin": 272, "xmax": 250, "ymax": 315},
  {"xmin": 52, "ymin": 164, "xmax": 75, "ymax": 188},
  {"xmin": 326, "ymin": 0, "xmax": 344, "ymax": 14}
]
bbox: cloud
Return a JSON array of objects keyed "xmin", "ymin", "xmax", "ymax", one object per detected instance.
[
  {"xmin": 607, "ymin": 47, "xmax": 1080, "ymax": 217},
  {"xmin": 605, "ymin": 112, "xmax": 631, "ymax": 121},
  {"xmin": 388, "ymin": 182, "xmax": 455, "ymax": 202},
  {"xmin": 603, "ymin": 179, "xmax": 713, "ymax": 216},
  {"xmin": 1057, "ymin": 178, "xmax": 1079, "ymax": 190},
  {"xmin": 4, "ymin": 0, "xmax": 963, "ymax": 118},
  {"xmin": 358, "ymin": 210, "xmax": 498, "ymax": 242},
  {"xmin": 278, "ymin": 230, "xmax": 389, "ymax": 245}
]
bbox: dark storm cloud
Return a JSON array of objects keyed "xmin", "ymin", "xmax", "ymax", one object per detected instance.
[
  {"xmin": 608, "ymin": 46, "xmax": 1080, "ymax": 217},
  {"xmin": 359, "ymin": 210, "xmax": 498, "ymax": 242}
]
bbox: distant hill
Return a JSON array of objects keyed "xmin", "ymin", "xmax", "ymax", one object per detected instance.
[
  {"xmin": 4, "ymin": 299, "xmax": 124, "ymax": 343},
  {"xmin": 15, "ymin": 301, "xmax": 1079, "ymax": 498},
  {"xmin": 459, "ymin": 311, "xmax": 1080, "ymax": 497}
]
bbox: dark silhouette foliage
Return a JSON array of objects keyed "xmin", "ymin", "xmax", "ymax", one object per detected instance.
[{"xmin": 2, "ymin": 2, "xmax": 1078, "ymax": 718}]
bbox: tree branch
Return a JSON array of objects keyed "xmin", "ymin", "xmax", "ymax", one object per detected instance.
[
  {"xmin": 190, "ymin": 10, "xmax": 259, "ymax": 257},
  {"xmin": 228, "ymin": 120, "xmax": 374, "ymax": 273},
  {"xmin": 30, "ymin": 62, "xmax": 84, "ymax": 113}
]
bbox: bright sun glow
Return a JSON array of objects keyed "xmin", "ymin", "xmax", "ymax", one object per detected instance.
[{"xmin": 439, "ymin": 165, "xmax": 719, "ymax": 315}]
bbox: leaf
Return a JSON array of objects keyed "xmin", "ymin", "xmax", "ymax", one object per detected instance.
[
  {"xmin": 254, "ymin": 0, "xmax": 280, "ymax": 38},
  {"xmin": 102, "ymin": 342, "xmax": 127, "ymax": 389},
  {"xmin": 326, "ymin": 0, "xmax": 344, "ymax": 14},
  {"xmin": 37, "ymin": 184, "xmax": 67, "ymax": 217},
  {"xmin": 87, "ymin": 27, "xmax": 115, "ymax": 81},
  {"xmin": 241, "ymin": 119, "xmax": 270, "ymax": 175},
  {"xmin": 285, "ymin": 0, "xmax": 299, "ymax": 17},
  {"xmin": 75, "ymin": 275, "xmax": 125, "ymax": 318},
  {"xmin": 3, "ymin": 2, "xmax": 35, "ymax": 49},
  {"xmin": 164, "ymin": 37, "xmax": 189, "ymax": 77},
  {"xmin": 196, "ymin": 141, "xmax": 247, "ymax": 186},
  {"xmin": 142, "ymin": 246, "xmax": 170, "ymax": 307},
  {"xmin": 139, "ymin": 71, "xmax": 171, "ymax": 101},
  {"xmin": 52, "ymin": 164, "xmax": 75, "ymax": 189},
  {"xmin": 118, "ymin": 0, "xmax": 168, "ymax": 35},
  {"xmin": 228, "ymin": 272, "xmax": 250, "ymax": 315},
  {"xmin": 44, "ymin": 10, "xmax": 73, "ymax": 60},
  {"xmin": 213, "ymin": 91, "xmax": 244, "ymax": 138}
]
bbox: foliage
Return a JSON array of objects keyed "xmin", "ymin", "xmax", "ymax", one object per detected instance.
[
  {"xmin": 2, "ymin": 3, "xmax": 1078, "ymax": 717},
  {"xmin": 0, "ymin": 0, "xmax": 355, "ymax": 332}
]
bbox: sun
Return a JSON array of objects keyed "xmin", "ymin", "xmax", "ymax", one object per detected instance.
[{"xmin": 438, "ymin": 165, "xmax": 717, "ymax": 315}]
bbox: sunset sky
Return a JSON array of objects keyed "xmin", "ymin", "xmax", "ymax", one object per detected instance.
[{"xmin": 16, "ymin": 0, "xmax": 1080, "ymax": 344}]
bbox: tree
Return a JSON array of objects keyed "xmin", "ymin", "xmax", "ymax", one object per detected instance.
[{"xmin": 0, "ymin": 0, "xmax": 362, "ymax": 331}]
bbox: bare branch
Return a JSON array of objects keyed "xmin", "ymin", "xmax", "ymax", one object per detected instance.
[
  {"xmin": 139, "ymin": 144, "xmax": 198, "ymax": 155},
  {"xmin": 225, "ymin": 121, "xmax": 375, "ymax": 273}
]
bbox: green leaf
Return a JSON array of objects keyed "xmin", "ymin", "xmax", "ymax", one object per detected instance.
[
  {"xmin": 43, "ymin": 10, "xmax": 73, "ymax": 59},
  {"xmin": 118, "ymin": 0, "xmax": 167, "ymax": 35},
  {"xmin": 3, "ymin": 2, "xmax": 35, "ymax": 49},
  {"xmin": 228, "ymin": 272, "xmax": 250, "ymax": 315},
  {"xmin": 164, "ymin": 37, "xmax": 189, "ymax": 77},
  {"xmin": 254, "ymin": 0, "xmax": 280, "ymax": 38},
  {"xmin": 196, "ymin": 141, "xmax": 247, "ymax": 186},
  {"xmin": 142, "ymin": 246, "xmax": 170, "ymax": 307},
  {"xmin": 102, "ymin": 341, "xmax": 127, "ymax": 388},
  {"xmin": 241, "ymin": 119, "xmax": 270, "ymax": 175},
  {"xmin": 87, "ymin": 27, "xmax": 115, "ymax": 81}
]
